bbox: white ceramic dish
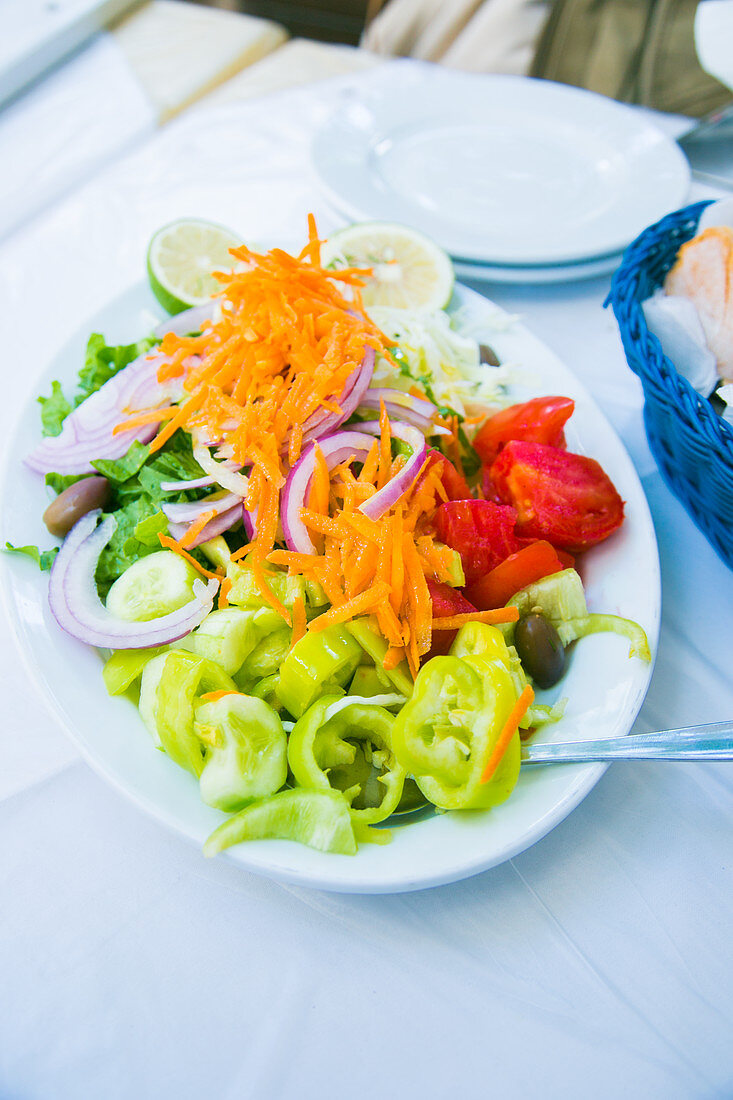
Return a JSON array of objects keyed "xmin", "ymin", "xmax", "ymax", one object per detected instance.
[
  {"xmin": 0, "ymin": 280, "xmax": 660, "ymax": 894},
  {"xmin": 312, "ymin": 64, "xmax": 690, "ymax": 267},
  {"xmin": 452, "ymin": 252, "xmax": 623, "ymax": 285}
]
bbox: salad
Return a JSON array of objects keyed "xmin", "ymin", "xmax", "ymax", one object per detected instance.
[{"xmin": 10, "ymin": 218, "xmax": 650, "ymax": 859}]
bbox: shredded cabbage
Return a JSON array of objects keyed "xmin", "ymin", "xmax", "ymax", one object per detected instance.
[{"xmin": 366, "ymin": 306, "xmax": 512, "ymax": 420}]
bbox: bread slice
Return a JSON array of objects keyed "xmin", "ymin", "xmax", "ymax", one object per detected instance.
[{"xmin": 664, "ymin": 226, "xmax": 733, "ymax": 383}]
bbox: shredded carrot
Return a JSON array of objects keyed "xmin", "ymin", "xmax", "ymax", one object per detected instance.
[
  {"xmin": 290, "ymin": 596, "xmax": 307, "ymax": 648},
  {"xmin": 480, "ymin": 685, "xmax": 535, "ymax": 784},
  {"xmin": 250, "ymin": 556, "xmax": 292, "ymax": 625},
  {"xmin": 179, "ymin": 509, "xmax": 216, "ymax": 549},
  {"xmin": 267, "ymin": 549, "xmax": 322, "ymax": 573},
  {"xmin": 148, "ymin": 390, "xmax": 207, "ymax": 454},
  {"xmin": 446, "ymin": 415, "xmax": 466, "ymax": 479},
  {"xmin": 377, "ymin": 399, "xmax": 392, "ymax": 490},
  {"xmin": 200, "ymin": 690, "xmax": 239, "ymax": 703},
  {"xmin": 217, "ymin": 577, "xmax": 232, "ymax": 610},
  {"xmin": 358, "ymin": 440, "xmax": 379, "ymax": 485},
  {"xmin": 158, "ymin": 533, "xmax": 224, "ymax": 581},
  {"xmin": 309, "ymin": 442, "xmax": 331, "ymax": 515},
  {"xmin": 308, "ymin": 581, "xmax": 390, "ymax": 632},
  {"xmin": 229, "ymin": 542, "xmax": 256, "ymax": 562},
  {"xmin": 431, "ymin": 608, "xmax": 520, "ymax": 630},
  {"xmin": 112, "ymin": 405, "xmax": 179, "ymax": 435},
  {"xmin": 383, "ymin": 645, "xmax": 406, "ymax": 671}
]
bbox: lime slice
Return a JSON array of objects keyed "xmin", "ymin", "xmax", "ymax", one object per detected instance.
[
  {"xmin": 320, "ymin": 221, "xmax": 455, "ymax": 310},
  {"xmin": 147, "ymin": 218, "xmax": 241, "ymax": 314}
]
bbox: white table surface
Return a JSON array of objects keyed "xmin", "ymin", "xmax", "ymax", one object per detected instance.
[{"xmin": 1, "ymin": 61, "xmax": 732, "ymax": 1100}]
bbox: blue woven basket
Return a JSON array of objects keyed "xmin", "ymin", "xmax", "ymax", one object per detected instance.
[{"xmin": 607, "ymin": 200, "xmax": 733, "ymax": 570}]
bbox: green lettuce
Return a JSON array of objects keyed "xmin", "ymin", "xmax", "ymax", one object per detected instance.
[
  {"xmin": 93, "ymin": 434, "xmax": 210, "ymax": 597},
  {"xmin": 4, "ymin": 542, "xmax": 58, "ymax": 571}
]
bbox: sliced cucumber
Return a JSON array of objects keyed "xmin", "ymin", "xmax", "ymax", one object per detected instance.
[{"xmin": 106, "ymin": 550, "xmax": 199, "ymax": 622}]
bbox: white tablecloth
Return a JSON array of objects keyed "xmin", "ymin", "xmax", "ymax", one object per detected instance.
[
  {"xmin": 0, "ymin": 32, "xmax": 155, "ymax": 243},
  {"xmin": 1, "ymin": 62, "xmax": 732, "ymax": 1100}
]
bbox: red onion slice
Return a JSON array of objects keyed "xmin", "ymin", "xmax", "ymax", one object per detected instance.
[
  {"xmin": 281, "ymin": 430, "xmax": 375, "ymax": 553},
  {"xmin": 153, "ymin": 303, "xmax": 215, "ymax": 339},
  {"xmin": 160, "ymin": 459, "xmax": 242, "ymax": 494},
  {"xmin": 26, "ymin": 351, "xmax": 184, "ymax": 476},
  {"xmin": 193, "ymin": 443, "xmax": 250, "ymax": 497},
  {"xmin": 355, "ymin": 420, "xmax": 427, "ymax": 521},
  {"xmin": 160, "ymin": 474, "xmax": 216, "ymax": 492},
  {"xmin": 360, "ymin": 388, "xmax": 437, "ymax": 420},
  {"xmin": 242, "ymin": 503, "xmax": 257, "ymax": 541},
  {"xmin": 162, "ymin": 492, "xmax": 241, "ymax": 525},
  {"xmin": 48, "ymin": 510, "xmax": 218, "ymax": 648},
  {"xmin": 357, "ymin": 388, "xmax": 443, "ymax": 434},
  {"xmin": 302, "ymin": 346, "xmax": 375, "ymax": 444},
  {"xmin": 167, "ymin": 504, "xmax": 242, "ymax": 548}
]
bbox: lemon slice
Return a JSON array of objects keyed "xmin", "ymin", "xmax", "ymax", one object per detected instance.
[
  {"xmin": 320, "ymin": 222, "xmax": 455, "ymax": 310},
  {"xmin": 147, "ymin": 218, "xmax": 241, "ymax": 314}
]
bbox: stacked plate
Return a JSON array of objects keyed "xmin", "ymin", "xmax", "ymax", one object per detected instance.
[{"xmin": 312, "ymin": 65, "xmax": 692, "ymax": 285}]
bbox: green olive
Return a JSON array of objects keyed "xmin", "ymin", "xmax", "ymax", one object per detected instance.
[{"xmin": 514, "ymin": 612, "xmax": 565, "ymax": 690}]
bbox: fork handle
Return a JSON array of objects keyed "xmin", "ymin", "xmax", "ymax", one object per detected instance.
[{"xmin": 521, "ymin": 721, "xmax": 733, "ymax": 764}]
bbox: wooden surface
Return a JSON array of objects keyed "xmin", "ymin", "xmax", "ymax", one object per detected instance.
[{"xmin": 237, "ymin": 0, "xmax": 370, "ymax": 45}]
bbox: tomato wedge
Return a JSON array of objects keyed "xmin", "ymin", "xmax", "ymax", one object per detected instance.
[
  {"xmin": 434, "ymin": 499, "xmax": 523, "ymax": 585},
  {"xmin": 425, "ymin": 578, "xmax": 476, "ymax": 658},
  {"xmin": 474, "ymin": 396, "xmax": 575, "ymax": 466},
  {"xmin": 489, "ymin": 441, "xmax": 624, "ymax": 552},
  {"xmin": 464, "ymin": 541, "xmax": 566, "ymax": 610}
]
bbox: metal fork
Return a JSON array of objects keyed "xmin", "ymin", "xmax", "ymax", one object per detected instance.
[{"xmin": 521, "ymin": 720, "xmax": 733, "ymax": 765}]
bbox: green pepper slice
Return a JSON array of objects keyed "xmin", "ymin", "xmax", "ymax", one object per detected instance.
[
  {"xmin": 138, "ymin": 651, "xmax": 236, "ymax": 777},
  {"xmin": 203, "ymin": 788, "xmax": 357, "ymax": 856},
  {"xmin": 251, "ymin": 673, "xmax": 287, "ymax": 714},
  {"xmin": 450, "ymin": 621, "xmax": 564, "ymax": 729},
  {"xmin": 235, "ymin": 628, "xmax": 292, "ymax": 691},
  {"xmin": 277, "ymin": 624, "xmax": 362, "ymax": 718},
  {"xmin": 288, "ymin": 695, "xmax": 406, "ymax": 825},
  {"xmin": 348, "ymin": 664, "xmax": 394, "ymax": 697},
  {"xmin": 392, "ymin": 654, "xmax": 519, "ymax": 810},
  {"xmin": 345, "ymin": 618, "xmax": 414, "ymax": 698},
  {"xmin": 194, "ymin": 694, "xmax": 287, "ymax": 812},
  {"xmin": 103, "ymin": 647, "xmax": 165, "ymax": 696}
]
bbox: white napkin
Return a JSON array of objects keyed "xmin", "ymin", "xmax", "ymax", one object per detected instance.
[
  {"xmin": 642, "ymin": 198, "xmax": 733, "ymax": 419},
  {"xmin": 642, "ymin": 290, "xmax": 718, "ymax": 396},
  {"xmin": 695, "ymin": 1, "xmax": 733, "ymax": 91}
]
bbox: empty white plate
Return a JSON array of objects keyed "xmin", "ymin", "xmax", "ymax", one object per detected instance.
[
  {"xmin": 452, "ymin": 251, "xmax": 623, "ymax": 285},
  {"xmin": 312, "ymin": 63, "xmax": 690, "ymax": 266}
]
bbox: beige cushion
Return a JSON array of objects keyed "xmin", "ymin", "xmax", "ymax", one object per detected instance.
[
  {"xmin": 197, "ymin": 38, "xmax": 380, "ymax": 108},
  {"xmin": 112, "ymin": 0, "xmax": 288, "ymax": 121},
  {"xmin": 362, "ymin": 0, "xmax": 548, "ymax": 76}
]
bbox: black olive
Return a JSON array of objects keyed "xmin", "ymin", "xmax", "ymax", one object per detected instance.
[
  {"xmin": 479, "ymin": 343, "xmax": 500, "ymax": 366},
  {"xmin": 43, "ymin": 476, "xmax": 111, "ymax": 538},
  {"xmin": 514, "ymin": 612, "xmax": 566, "ymax": 690}
]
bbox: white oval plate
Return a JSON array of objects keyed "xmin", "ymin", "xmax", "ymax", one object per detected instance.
[
  {"xmin": 452, "ymin": 251, "xmax": 623, "ymax": 285},
  {"xmin": 0, "ymin": 281, "xmax": 660, "ymax": 893},
  {"xmin": 312, "ymin": 65, "xmax": 690, "ymax": 267}
]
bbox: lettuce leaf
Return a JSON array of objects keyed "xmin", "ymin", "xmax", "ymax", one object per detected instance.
[
  {"xmin": 45, "ymin": 472, "xmax": 89, "ymax": 494},
  {"xmin": 38, "ymin": 382, "xmax": 72, "ymax": 438},
  {"xmin": 92, "ymin": 434, "xmax": 210, "ymax": 596},
  {"xmin": 4, "ymin": 542, "xmax": 58, "ymax": 571},
  {"xmin": 92, "ymin": 441, "xmax": 150, "ymax": 483}
]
